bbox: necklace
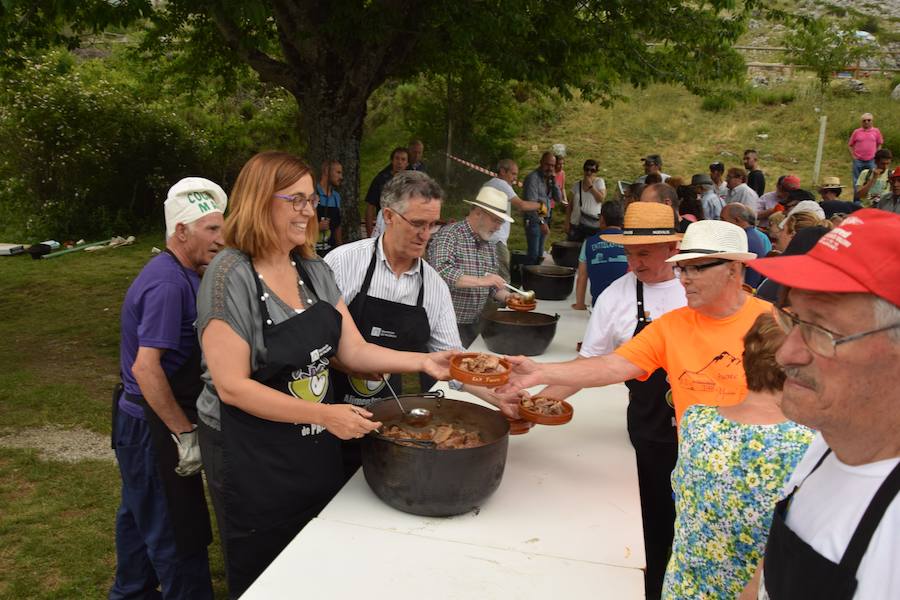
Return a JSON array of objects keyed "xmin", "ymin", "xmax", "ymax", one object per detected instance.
[{"xmin": 257, "ymin": 258, "xmax": 315, "ymax": 314}]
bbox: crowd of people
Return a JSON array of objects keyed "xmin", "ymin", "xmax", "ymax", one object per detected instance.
[{"xmin": 110, "ymin": 113, "xmax": 899, "ymax": 600}]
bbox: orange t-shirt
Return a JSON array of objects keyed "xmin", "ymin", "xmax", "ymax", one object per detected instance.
[{"xmin": 614, "ymin": 295, "xmax": 772, "ymax": 426}]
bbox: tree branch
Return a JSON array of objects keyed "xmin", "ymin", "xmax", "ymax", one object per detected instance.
[{"xmin": 205, "ymin": 2, "xmax": 297, "ymax": 93}]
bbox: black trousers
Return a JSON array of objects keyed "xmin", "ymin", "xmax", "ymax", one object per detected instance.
[
  {"xmin": 631, "ymin": 437, "xmax": 678, "ymax": 600},
  {"xmin": 457, "ymin": 321, "xmax": 483, "ymax": 349}
]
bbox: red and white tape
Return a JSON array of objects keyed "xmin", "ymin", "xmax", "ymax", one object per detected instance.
[{"xmin": 443, "ymin": 152, "xmax": 522, "ymax": 187}]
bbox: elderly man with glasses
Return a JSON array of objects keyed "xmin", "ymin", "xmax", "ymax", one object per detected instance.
[
  {"xmin": 740, "ymin": 209, "xmax": 900, "ymax": 600},
  {"xmin": 498, "ymin": 219, "xmax": 771, "ymax": 428}
]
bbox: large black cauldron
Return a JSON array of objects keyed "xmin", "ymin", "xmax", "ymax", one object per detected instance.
[
  {"xmin": 522, "ymin": 265, "xmax": 576, "ymax": 301},
  {"xmin": 361, "ymin": 393, "xmax": 509, "ymax": 517},
  {"xmin": 482, "ymin": 311, "xmax": 559, "ymax": 356},
  {"xmin": 551, "ymin": 240, "xmax": 582, "ymax": 268},
  {"xmin": 510, "ymin": 250, "xmax": 530, "ymax": 286}
]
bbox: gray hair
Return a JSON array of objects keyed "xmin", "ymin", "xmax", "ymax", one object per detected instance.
[
  {"xmin": 724, "ymin": 202, "xmax": 756, "ymax": 226},
  {"xmin": 380, "ymin": 170, "xmax": 443, "ymax": 213},
  {"xmin": 872, "ymin": 296, "xmax": 900, "ymax": 344},
  {"xmin": 497, "ymin": 158, "xmax": 516, "ymax": 173}
]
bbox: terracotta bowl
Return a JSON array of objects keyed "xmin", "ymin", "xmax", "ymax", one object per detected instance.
[
  {"xmin": 506, "ymin": 417, "xmax": 533, "ymax": 435},
  {"xmin": 518, "ymin": 397, "xmax": 574, "ymax": 426},
  {"xmin": 506, "ymin": 297, "xmax": 537, "ymax": 312},
  {"xmin": 449, "ymin": 353, "xmax": 510, "ymax": 386}
]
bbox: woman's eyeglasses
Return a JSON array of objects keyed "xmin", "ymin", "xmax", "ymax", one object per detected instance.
[{"xmin": 274, "ymin": 193, "xmax": 319, "ymax": 212}]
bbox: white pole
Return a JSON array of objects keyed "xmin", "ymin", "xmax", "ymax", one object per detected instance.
[{"xmin": 812, "ymin": 115, "xmax": 827, "ymax": 187}]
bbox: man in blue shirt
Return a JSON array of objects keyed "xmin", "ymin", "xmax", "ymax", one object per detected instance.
[
  {"xmin": 572, "ymin": 200, "xmax": 628, "ymax": 309},
  {"xmin": 721, "ymin": 202, "xmax": 771, "ymax": 288},
  {"xmin": 316, "ymin": 159, "xmax": 343, "ymax": 255},
  {"xmin": 522, "ymin": 152, "xmax": 560, "ymax": 265}
]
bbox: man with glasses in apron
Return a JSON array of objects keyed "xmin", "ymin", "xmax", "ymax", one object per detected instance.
[
  {"xmin": 325, "ymin": 171, "xmax": 462, "ymax": 476},
  {"xmin": 745, "ymin": 209, "xmax": 900, "ymax": 599}
]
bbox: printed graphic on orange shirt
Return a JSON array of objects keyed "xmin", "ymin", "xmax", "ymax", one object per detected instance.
[{"xmin": 677, "ymin": 351, "xmax": 743, "ymax": 403}]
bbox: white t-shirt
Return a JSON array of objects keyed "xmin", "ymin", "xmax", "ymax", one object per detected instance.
[
  {"xmin": 569, "ymin": 178, "xmax": 607, "ymax": 224},
  {"xmin": 760, "ymin": 433, "xmax": 900, "ymax": 599},
  {"xmin": 579, "ymin": 271, "xmax": 686, "ymax": 357},
  {"xmin": 757, "ymin": 191, "xmax": 781, "ymax": 228},
  {"xmin": 484, "ymin": 178, "xmax": 516, "ymax": 244}
]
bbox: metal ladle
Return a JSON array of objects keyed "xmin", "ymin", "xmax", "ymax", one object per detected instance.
[
  {"xmin": 382, "ymin": 374, "xmax": 432, "ymax": 427},
  {"xmin": 504, "ymin": 283, "xmax": 536, "ymax": 303}
]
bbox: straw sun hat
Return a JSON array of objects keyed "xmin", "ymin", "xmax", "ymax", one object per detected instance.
[
  {"xmin": 600, "ymin": 202, "xmax": 683, "ymax": 245},
  {"xmin": 465, "ymin": 186, "xmax": 515, "ymax": 223}
]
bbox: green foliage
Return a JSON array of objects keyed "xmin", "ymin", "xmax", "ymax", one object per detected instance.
[
  {"xmin": 783, "ymin": 17, "xmax": 877, "ymax": 93},
  {"xmin": 701, "ymin": 94, "xmax": 737, "ymax": 112},
  {"xmin": 0, "ymin": 46, "xmax": 301, "ymax": 240}
]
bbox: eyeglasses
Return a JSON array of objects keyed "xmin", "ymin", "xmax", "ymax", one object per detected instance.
[
  {"xmin": 273, "ymin": 193, "xmax": 319, "ymax": 212},
  {"xmin": 863, "ymin": 119, "xmax": 873, "ymax": 122},
  {"xmin": 584, "ymin": 168, "xmax": 598, "ymax": 173},
  {"xmin": 389, "ymin": 208, "xmax": 441, "ymax": 235},
  {"xmin": 673, "ymin": 259, "xmax": 730, "ymax": 278},
  {"xmin": 773, "ymin": 305, "xmax": 900, "ymax": 358}
]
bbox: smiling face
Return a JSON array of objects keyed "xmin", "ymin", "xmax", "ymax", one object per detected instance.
[
  {"xmin": 623, "ymin": 242, "xmax": 677, "ymax": 284},
  {"xmin": 271, "ymin": 174, "xmax": 316, "ymax": 252},
  {"xmin": 776, "ymin": 291, "xmax": 900, "ymax": 435}
]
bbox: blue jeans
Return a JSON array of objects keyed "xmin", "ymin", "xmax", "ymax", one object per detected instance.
[
  {"xmin": 110, "ymin": 411, "xmax": 213, "ymax": 600},
  {"xmin": 852, "ymin": 158, "xmax": 874, "ymax": 194},
  {"xmin": 524, "ymin": 217, "xmax": 545, "ymax": 265}
]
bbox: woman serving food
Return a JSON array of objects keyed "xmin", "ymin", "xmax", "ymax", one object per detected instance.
[{"xmin": 195, "ymin": 151, "xmax": 452, "ymax": 598}]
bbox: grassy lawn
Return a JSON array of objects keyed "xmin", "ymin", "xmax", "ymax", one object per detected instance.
[{"xmin": 0, "ymin": 73, "xmax": 894, "ymax": 598}]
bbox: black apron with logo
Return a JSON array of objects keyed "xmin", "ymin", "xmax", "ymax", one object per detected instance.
[
  {"xmin": 763, "ymin": 449, "xmax": 900, "ymax": 599},
  {"xmin": 332, "ymin": 241, "xmax": 432, "ymax": 406},
  {"xmin": 331, "ymin": 242, "xmax": 431, "ymax": 478},
  {"xmin": 622, "ymin": 280, "xmax": 678, "ymax": 599},
  {"xmin": 218, "ymin": 256, "xmax": 344, "ymax": 595},
  {"xmin": 623, "ymin": 281, "xmax": 677, "ymax": 444},
  {"xmin": 116, "ymin": 250, "xmax": 212, "ymax": 557}
]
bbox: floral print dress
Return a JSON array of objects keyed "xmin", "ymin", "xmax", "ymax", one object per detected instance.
[{"xmin": 662, "ymin": 405, "xmax": 814, "ymax": 599}]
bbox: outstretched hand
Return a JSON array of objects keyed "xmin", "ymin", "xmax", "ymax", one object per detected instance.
[
  {"xmin": 494, "ymin": 355, "xmax": 545, "ymax": 397},
  {"xmin": 423, "ymin": 349, "xmax": 456, "ymax": 381}
]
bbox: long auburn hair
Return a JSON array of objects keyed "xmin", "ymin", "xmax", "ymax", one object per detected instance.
[{"xmin": 225, "ymin": 151, "xmax": 318, "ymax": 258}]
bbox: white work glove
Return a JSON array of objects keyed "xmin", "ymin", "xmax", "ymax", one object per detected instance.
[{"xmin": 171, "ymin": 425, "xmax": 202, "ymax": 477}]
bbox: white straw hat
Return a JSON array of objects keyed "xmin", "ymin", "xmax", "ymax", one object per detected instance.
[
  {"xmin": 465, "ymin": 186, "xmax": 515, "ymax": 223},
  {"xmin": 665, "ymin": 219, "xmax": 757, "ymax": 263}
]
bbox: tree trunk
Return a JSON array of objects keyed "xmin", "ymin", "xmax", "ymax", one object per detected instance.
[{"xmin": 295, "ymin": 90, "xmax": 367, "ymax": 243}]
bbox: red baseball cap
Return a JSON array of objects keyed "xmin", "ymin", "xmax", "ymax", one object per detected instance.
[
  {"xmin": 749, "ymin": 209, "xmax": 900, "ymax": 307},
  {"xmin": 781, "ymin": 174, "xmax": 801, "ymax": 190}
]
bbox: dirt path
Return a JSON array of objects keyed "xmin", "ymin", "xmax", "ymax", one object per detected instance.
[{"xmin": 0, "ymin": 426, "xmax": 115, "ymax": 463}]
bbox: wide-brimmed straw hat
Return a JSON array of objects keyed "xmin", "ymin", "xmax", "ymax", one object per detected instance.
[
  {"xmin": 465, "ymin": 186, "xmax": 514, "ymax": 223},
  {"xmin": 665, "ymin": 219, "xmax": 757, "ymax": 262},
  {"xmin": 600, "ymin": 202, "xmax": 682, "ymax": 244},
  {"xmin": 818, "ymin": 176, "xmax": 842, "ymax": 190}
]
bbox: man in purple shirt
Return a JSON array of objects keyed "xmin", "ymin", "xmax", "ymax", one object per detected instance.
[
  {"xmin": 112, "ymin": 177, "xmax": 226, "ymax": 600},
  {"xmin": 848, "ymin": 112, "xmax": 884, "ymax": 196}
]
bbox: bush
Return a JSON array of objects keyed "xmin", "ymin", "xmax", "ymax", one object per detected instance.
[
  {"xmin": 700, "ymin": 94, "xmax": 736, "ymax": 112},
  {"xmin": 0, "ymin": 48, "xmax": 301, "ymax": 240}
]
